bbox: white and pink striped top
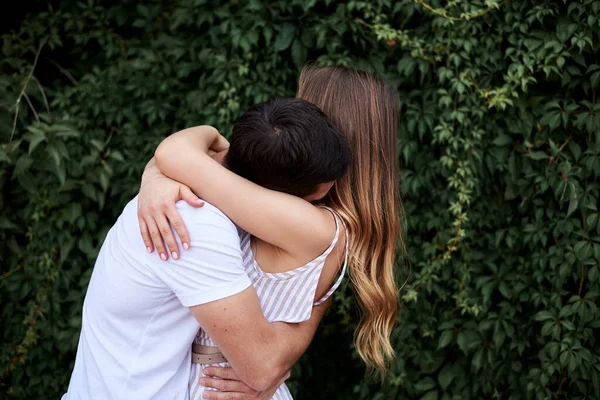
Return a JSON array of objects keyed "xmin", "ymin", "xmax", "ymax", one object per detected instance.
[{"xmin": 189, "ymin": 207, "xmax": 348, "ymax": 400}]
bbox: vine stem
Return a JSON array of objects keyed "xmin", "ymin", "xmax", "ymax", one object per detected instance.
[
  {"xmin": 577, "ymin": 264, "xmax": 585, "ymax": 298},
  {"xmin": 555, "ymin": 368, "xmax": 568, "ymax": 395},
  {"xmin": 10, "ymin": 40, "xmax": 45, "ymax": 142},
  {"xmin": 2, "ymin": 301, "xmax": 44, "ymax": 378},
  {"xmin": 355, "ymin": 18, "xmax": 373, "ymax": 29},
  {"xmin": 32, "ymin": 76, "xmax": 50, "ymax": 114},
  {"xmin": 414, "ymin": 0, "xmax": 510, "ymax": 22},
  {"xmin": 0, "ymin": 262, "xmax": 23, "ymax": 280},
  {"xmin": 48, "ymin": 59, "xmax": 80, "ymax": 87},
  {"xmin": 463, "ymin": 73, "xmax": 491, "ymax": 100},
  {"xmin": 549, "ymin": 134, "xmax": 574, "ymax": 164},
  {"xmin": 23, "ymin": 93, "xmax": 40, "ymax": 123}
]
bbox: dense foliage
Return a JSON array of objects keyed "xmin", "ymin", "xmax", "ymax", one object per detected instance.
[{"xmin": 1, "ymin": 0, "xmax": 599, "ymax": 398}]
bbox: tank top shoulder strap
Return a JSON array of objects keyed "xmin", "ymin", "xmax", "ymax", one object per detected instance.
[
  {"xmin": 314, "ymin": 207, "xmax": 349, "ymax": 305},
  {"xmin": 305, "ymin": 206, "xmax": 341, "ymax": 265}
]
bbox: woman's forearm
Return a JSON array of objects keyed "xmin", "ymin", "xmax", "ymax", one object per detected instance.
[
  {"xmin": 141, "ymin": 157, "xmax": 161, "ymax": 187},
  {"xmin": 155, "ymin": 125, "xmax": 225, "ymax": 165},
  {"xmin": 154, "ymin": 126, "xmax": 334, "ymax": 259}
]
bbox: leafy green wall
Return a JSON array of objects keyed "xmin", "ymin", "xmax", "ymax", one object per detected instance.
[{"xmin": 1, "ymin": 1, "xmax": 599, "ymax": 399}]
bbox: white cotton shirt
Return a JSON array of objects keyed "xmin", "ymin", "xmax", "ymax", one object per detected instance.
[{"xmin": 62, "ymin": 196, "xmax": 251, "ymax": 400}]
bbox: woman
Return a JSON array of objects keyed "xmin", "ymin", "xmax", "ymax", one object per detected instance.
[{"xmin": 138, "ymin": 65, "xmax": 404, "ymax": 398}]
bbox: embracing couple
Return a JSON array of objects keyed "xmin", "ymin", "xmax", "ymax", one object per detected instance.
[{"xmin": 62, "ymin": 65, "xmax": 404, "ymax": 400}]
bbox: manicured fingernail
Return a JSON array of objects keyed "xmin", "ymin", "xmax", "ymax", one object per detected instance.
[
  {"xmin": 160, "ymin": 253, "xmax": 167, "ymax": 261},
  {"xmin": 199, "ymin": 378, "xmax": 206, "ymax": 385},
  {"xmin": 171, "ymin": 251, "xmax": 179, "ymax": 260},
  {"xmin": 147, "ymin": 247, "xmax": 152, "ymax": 253},
  {"xmin": 183, "ymin": 243, "xmax": 189, "ymax": 250}
]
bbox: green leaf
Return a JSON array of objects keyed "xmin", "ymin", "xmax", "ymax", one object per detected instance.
[
  {"xmin": 274, "ymin": 23, "xmax": 296, "ymax": 51},
  {"xmin": 17, "ymin": 172, "xmax": 36, "ymax": 193},
  {"xmin": 456, "ymin": 332, "xmax": 467, "ymax": 353},
  {"xmin": 46, "ymin": 144, "xmax": 61, "ymax": 168},
  {"xmin": 493, "ymin": 135, "xmax": 512, "ymax": 146},
  {"xmin": 415, "ymin": 377, "xmax": 436, "ymax": 392},
  {"xmin": 52, "ymin": 123, "xmax": 80, "ymax": 138},
  {"xmin": 568, "ymin": 141, "xmax": 582, "ymax": 161},
  {"xmin": 438, "ymin": 364, "xmax": 457, "ymax": 390},
  {"xmin": 54, "ymin": 162, "xmax": 66, "ymax": 185},
  {"xmin": 28, "ymin": 129, "xmax": 46, "ymax": 155},
  {"xmin": 109, "ymin": 150, "xmax": 125, "ymax": 162},
  {"xmin": 528, "ymin": 151, "xmax": 549, "ymax": 160},
  {"xmin": 82, "ymin": 184, "xmax": 96, "ymax": 201},
  {"xmin": 472, "ymin": 348, "xmax": 484, "ymax": 372},
  {"xmin": 438, "ymin": 330, "xmax": 453, "ymax": 349},
  {"xmin": 591, "ymin": 71, "xmax": 600, "ymax": 88},
  {"xmin": 0, "ymin": 216, "xmax": 19, "ymax": 230},
  {"xmin": 291, "ymin": 38, "xmax": 307, "ymax": 67},
  {"xmin": 421, "ymin": 391, "xmax": 438, "ymax": 400},
  {"xmin": 534, "ymin": 311, "xmax": 555, "ymax": 321},
  {"xmin": 98, "ymin": 171, "xmax": 109, "ymax": 192},
  {"xmin": 13, "ymin": 155, "xmax": 33, "ymax": 177},
  {"xmin": 567, "ymin": 195, "xmax": 578, "ymax": 217}
]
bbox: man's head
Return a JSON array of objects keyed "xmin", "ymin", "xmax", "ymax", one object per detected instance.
[{"xmin": 225, "ymin": 97, "xmax": 350, "ymax": 201}]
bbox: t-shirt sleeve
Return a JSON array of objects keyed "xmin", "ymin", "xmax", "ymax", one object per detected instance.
[{"xmin": 146, "ymin": 202, "xmax": 251, "ymax": 307}]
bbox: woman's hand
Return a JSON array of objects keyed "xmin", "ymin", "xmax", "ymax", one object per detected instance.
[
  {"xmin": 200, "ymin": 367, "xmax": 289, "ymax": 400},
  {"xmin": 138, "ymin": 158, "xmax": 205, "ymax": 260}
]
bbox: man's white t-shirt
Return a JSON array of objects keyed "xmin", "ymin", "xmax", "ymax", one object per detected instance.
[{"xmin": 62, "ymin": 196, "xmax": 251, "ymax": 400}]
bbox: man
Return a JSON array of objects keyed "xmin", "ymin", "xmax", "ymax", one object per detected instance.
[{"xmin": 62, "ymin": 97, "xmax": 350, "ymax": 399}]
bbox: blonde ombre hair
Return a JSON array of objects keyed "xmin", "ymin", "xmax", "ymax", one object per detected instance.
[{"xmin": 297, "ymin": 65, "xmax": 404, "ymax": 377}]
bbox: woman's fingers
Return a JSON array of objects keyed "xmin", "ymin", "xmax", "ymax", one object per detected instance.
[
  {"xmin": 199, "ymin": 377, "xmax": 250, "ymax": 393},
  {"xmin": 154, "ymin": 212, "xmax": 181, "ymax": 260},
  {"xmin": 146, "ymin": 218, "xmax": 168, "ymax": 261},
  {"xmin": 202, "ymin": 367, "xmax": 239, "ymax": 381},
  {"xmin": 181, "ymin": 186, "xmax": 205, "ymax": 208},
  {"xmin": 202, "ymin": 391, "xmax": 244, "ymax": 399},
  {"xmin": 138, "ymin": 217, "xmax": 154, "ymax": 253},
  {"xmin": 166, "ymin": 206, "xmax": 191, "ymax": 252}
]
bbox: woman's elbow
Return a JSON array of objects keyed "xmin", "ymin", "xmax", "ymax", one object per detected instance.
[{"xmin": 154, "ymin": 140, "xmax": 176, "ymax": 172}]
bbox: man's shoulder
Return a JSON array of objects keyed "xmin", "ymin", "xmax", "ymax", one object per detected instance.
[{"xmin": 174, "ymin": 200, "xmax": 236, "ymax": 231}]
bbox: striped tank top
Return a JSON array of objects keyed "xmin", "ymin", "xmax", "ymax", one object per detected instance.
[{"xmin": 189, "ymin": 207, "xmax": 348, "ymax": 400}]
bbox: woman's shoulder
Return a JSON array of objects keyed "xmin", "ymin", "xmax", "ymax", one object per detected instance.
[
  {"xmin": 314, "ymin": 205, "xmax": 342, "ymax": 244},
  {"xmin": 282, "ymin": 206, "xmax": 339, "ymax": 259}
]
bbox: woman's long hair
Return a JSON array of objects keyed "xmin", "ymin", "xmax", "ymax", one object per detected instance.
[{"xmin": 297, "ymin": 65, "xmax": 404, "ymax": 377}]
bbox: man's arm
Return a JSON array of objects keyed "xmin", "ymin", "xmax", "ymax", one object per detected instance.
[
  {"xmin": 191, "ymin": 293, "xmax": 330, "ymax": 392},
  {"xmin": 199, "ymin": 298, "xmax": 331, "ymax": 399},
  {"xmin": 155, "ymin": 203, "xmax": 326, "ymax": 392}
]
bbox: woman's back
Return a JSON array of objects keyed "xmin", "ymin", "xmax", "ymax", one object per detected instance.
[{"xmin": 189, "ymin": 208, "xmax": 347, "ymax": 400}]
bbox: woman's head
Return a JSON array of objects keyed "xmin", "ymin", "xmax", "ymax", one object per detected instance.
[{"xmin": 297, "ymin": 65, "xmax": 404, "ymax": 377}]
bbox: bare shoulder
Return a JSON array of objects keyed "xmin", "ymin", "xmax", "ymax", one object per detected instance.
[
  {"xmin": 286, "ymin": 206, "xmax": 338, "ymax": 259},
  {"xmin": 255, "ymin": 207, "xmax": 344, "ymax": 274}
]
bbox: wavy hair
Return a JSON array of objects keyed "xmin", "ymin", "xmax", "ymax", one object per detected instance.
[{"xmin": 297, "ymin": 65, "xmax": 405, "ymax": 377}]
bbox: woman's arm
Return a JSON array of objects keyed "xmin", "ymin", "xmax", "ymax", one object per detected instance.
[
  {"xmin": 154, "ymin": 126, "xmax": 335, "ymax": 259},
  {"xmin": 138, "ymin": 158, "xmax": 205, "ymax": 260}
]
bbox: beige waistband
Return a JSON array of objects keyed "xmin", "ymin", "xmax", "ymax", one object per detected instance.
[{"xmin": 191, "ymin": 344, "xmax": 228, "ymax": 365}]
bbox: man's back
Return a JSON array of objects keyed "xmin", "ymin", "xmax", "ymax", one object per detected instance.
[{"xmin": 63, "ymin": 197, "xmax": 249, "ymax": 400}]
